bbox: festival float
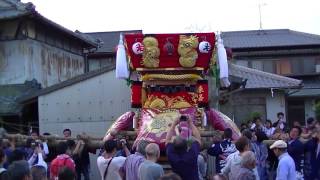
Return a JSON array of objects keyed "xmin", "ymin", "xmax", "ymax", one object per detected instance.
[
  {"xmin": 105, "ymin": 32, "xmax": 241, "ymax": 151},
  {"xmin": 0, "ymin": 33, "xmax": 241, "ymax": 153}
]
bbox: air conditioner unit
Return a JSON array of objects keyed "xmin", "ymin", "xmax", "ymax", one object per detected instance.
[{"xmin": 316, "ymin": 64, "xmax": 320, "ymax": 73}]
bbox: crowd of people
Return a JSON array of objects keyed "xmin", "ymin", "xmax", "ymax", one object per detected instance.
[
  {"xmin": 208, "ymin": 112, "xmax": 320, "ymax": 180},
  {"xmin": 0, "ymin": 129, "xmax": 92, "ymax": 180},
  {"xmin": 0, "ymin": 112, "xmax": 319, "ymax": 180}
]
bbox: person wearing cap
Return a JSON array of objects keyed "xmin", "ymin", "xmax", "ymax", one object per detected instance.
[{"xmin": 270, "ymin": 140, "xmax": 296, "ymax": 180}]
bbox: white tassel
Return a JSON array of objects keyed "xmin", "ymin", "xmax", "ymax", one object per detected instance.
[
  {"xmin": 116, "ymin": 34, "xmax": 129, "ymax": 79},
  {"xmin": 217, "ymin": 34, "xmax": 230, "ymax": 87},
  {"xmin": 202, "ymin": 111, "xmax": 207, "ymax": 127},
  {"xmin": 133, "ymin": 114, "xmax": 137, "ymax": 129}
]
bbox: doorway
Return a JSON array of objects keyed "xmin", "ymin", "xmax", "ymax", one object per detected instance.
[{"xmin": 287, "ymin": 99, "xmax": 305, "ymax": 127}]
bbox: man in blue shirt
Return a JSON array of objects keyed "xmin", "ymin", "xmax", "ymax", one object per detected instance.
[
  {"xmin": 270, "ymin": 140, "xmax": 296, "ymax": 180},
  {"xmin": 166, "ymin": 115, "xmax": 201, "ymax": 180},
  {"xmin": 287, "ymin": 126, "xmax": 304, "ymax": 173},
  {"xmin": 304, "ymin": 129, "xmax": 320, "ymax": 180}
]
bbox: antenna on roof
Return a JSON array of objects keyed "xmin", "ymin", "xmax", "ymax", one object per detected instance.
[{"xmin": 258, "ymin": 2, "xmax": 267, "ymax": 30}]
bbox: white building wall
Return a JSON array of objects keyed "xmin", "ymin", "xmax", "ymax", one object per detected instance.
[
  {"xmin": 266, "ymin": 92, "xmax": 286, "ymax": 122},
  {"xmin": 38, "ymin": 70, "xmax": 131, "ymax": 137}
]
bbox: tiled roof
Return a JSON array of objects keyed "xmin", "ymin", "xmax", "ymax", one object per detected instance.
[
  {"xmin": 0, "ymin": 80, "xmax": 41, "ymax": 115},
  {"xmin": 229, "ymin": 63, "xmax": 302, "ymax": 89},
  {"xmin": 221, "ymin": 29, "xmax": 320, "ymax": 49},
  {"xmin": 289, "ymin": 89, "xmax": 320, "ymax": 97},
  {"xmin": 86, "ymin": 30, "xmax": 142, "ymax": 53},
  {"xmin": 298, "ymin": 75, "xmax": 320, "ymax": 89},
  {"xmin": 0, "ymin": 0, "xmax": 32, "ymax": 19},
  {"xmin": 0, "ymin": 0, "xmax": 97, "ymax": 47},
  {"xmin": 289, "ymin": 75, "xmax": 320, "ymax": 97},
  {"xmin": 18, "ymin": 65, "xmax": 115, "ymax": 103}
]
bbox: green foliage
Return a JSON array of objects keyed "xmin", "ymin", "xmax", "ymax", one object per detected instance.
[
  {"xmin": 250, "ymin": 112, "xmax": 262, "ymax": 119},
  {"xmin": 240, "ymin": 112, "xmax": 262, "ymax": 125}
]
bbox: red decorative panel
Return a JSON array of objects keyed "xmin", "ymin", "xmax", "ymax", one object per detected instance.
[
  {"xmin": 125, "ymin": 33, "xmax": 215, "ymax": 70},
  {"xmin": 131, "ymin": 81, "xmax": 142, "ymax": 108},
  {"xmin": 197, "ymin": 80, "xmax": 209, "ymax": 107}
]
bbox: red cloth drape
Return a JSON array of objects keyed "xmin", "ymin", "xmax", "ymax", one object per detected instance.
[{"xmin": 131, "ymin": 81, "xmax": 142, "ymax": 108}]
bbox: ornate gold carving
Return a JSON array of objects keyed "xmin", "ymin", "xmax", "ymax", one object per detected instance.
[
  {"xmin": 142, "ymin": 37, "xmax": 160, "ymax": 68},
  {"xmin": 178, "ymin": 35, "xmax": 199, "ymax": 67}
]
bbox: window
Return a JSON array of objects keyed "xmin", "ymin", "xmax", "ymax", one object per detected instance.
[
  {"xmin": 316, "ymin": 56, "xmax": 320, "ymax": 73},
  {"xmin": 291, "ymin": 59, "xmax": 302, "ymax": 74},
  {"xmin": 235, "ymin": 60, "xmax": 248, "ymax": 67},
  {"xmin": 263, "ymin": 60, "xmax": 275, "ymax": 73},
  {"xmin": 89, "ymin": 59, "xmax": 100, "ymax": 71},
  {"xmin": 276, "ymin": 59, "xmax": 292, "ymax": 75},
  {"xmin": 290, "ymin": 56, "xmax": 316, "ymax": 75},
  {"xmin": 303, "ymin": 58, "xmax": 315, "ymax": 74},
  {"xmin": 251, "ymin": 61, "xmax": 263, "ymax": 71}
]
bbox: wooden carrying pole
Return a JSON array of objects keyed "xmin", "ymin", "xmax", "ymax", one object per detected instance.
[{"xmin": 0, "ymin": 129, "xmax": 222, "ymax": 150}]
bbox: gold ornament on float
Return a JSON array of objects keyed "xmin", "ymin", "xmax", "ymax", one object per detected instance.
[
  {"xmin": 141, "ymin": 74, "xmax": 202, "ymax": 81},
  {"xmin": 142, "ymin": 37, "xmax": 160, "ymax": 68},
  {"xmin": 178, "ymin": 35, "xmax": 199, "ymax": 67},
  {"xmin": 149, "ymin": 98, "xmax": 166, "ymax": 109}
]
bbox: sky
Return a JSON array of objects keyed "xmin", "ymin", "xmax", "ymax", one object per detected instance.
[{"xmin": 21, "ymin": 0, "xmax": 320, "ymax": 35}]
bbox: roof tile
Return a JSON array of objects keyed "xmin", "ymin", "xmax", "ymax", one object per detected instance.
[
  {"xmin": 86, "ymin": 30, "xmax": 142, "ymax": 53},
  {"xmin": 221, "ymin": 29, "xmax": 320, "ymax": 49},
  {"xmin": 229, "ymin": 63, "xmax": 302, "ymax": 89}
]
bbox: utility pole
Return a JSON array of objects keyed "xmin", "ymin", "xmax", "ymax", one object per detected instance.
[{"xmin": 258, "ymin": 2, "xmax": 267, "ymax": 30}]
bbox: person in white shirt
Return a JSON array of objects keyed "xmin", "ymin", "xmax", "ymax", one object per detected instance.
[
  {"xmin": 263, "ymin": 120, "xmax": 275, "ymax": 138},
  {"xmin": 273, "ymin": 112, "xmax": 286, "ymax": 131},
  {"xmin": 97, "ymin": 139, "xmax": 130, "ymax": 180},
  {"xmin": 28, "ymin": 146, "xmax": 48, "ymax": 171},
  {"xmin": 270, "ymin": 140, "xmax": 296, "ymax": 180},
  {"xmin": 222, "ymin": 136, "xmax": 260, "ymax": 180}
]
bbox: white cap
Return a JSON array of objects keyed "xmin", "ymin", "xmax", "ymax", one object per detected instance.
[{"xmin": 270, "ymin": 140, "xmax": 287, "ymax": 149}]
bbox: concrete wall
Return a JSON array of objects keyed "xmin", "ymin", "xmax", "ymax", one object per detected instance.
[
  {"xmin": 38, "ymin": 70, "xmax": 131, "ymax": 136},
  {"xmin": 38, "ymin": 69, "xmax": 131, "ymax": 180},
  {"xmin": 0, "ymin": 39, "xmax": 84, "ymax": 87},
  {"xmin": 305, "ymin": 98, "xmax": 316, "ymax": 119},
  {"xmin": 220, "ymin": 90, "xmax": 267, "ymax": 125},
  {"xmin": 88, "ymin": 56, "xmax": 114, "ymax": 72},
  {"xmin": 220, "ymin": 90, "xmax": 286, "ymax": 125}
]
